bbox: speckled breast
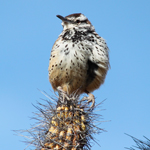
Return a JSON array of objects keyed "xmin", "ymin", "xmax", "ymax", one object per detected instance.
[{"xmin": 48, "ymin": 38, "xmax": 89, "ymax": 94}]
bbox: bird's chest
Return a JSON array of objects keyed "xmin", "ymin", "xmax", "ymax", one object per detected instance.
[
  {"xmin": 50, "ymin": 40, "xmax": 91, "ymax": 72},
  {"xmin": 49, "ymin": 40, "xmax": 92, "ymax": 91}
]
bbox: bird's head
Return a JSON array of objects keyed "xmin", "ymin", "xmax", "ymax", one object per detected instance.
[{"xmin": 57, "ymin": 13, "xmax": 95, "ymax": 31}]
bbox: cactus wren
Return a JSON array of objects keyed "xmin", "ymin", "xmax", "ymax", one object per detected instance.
[{"xmin": 48, "ymin": 13, "xmax": 109, "ymax": 108}]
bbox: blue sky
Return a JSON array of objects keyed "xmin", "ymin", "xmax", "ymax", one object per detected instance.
[{"xmin": 0, "ymin": 0, "xmax": 150, "ymax": 150}]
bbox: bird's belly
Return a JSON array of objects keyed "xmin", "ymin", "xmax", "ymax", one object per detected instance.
[{"xmin": 50, "ymin": 67, "xmax": 87, "ymax": 94}]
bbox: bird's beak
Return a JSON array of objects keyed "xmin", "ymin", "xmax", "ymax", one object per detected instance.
[{"xmin": 56, "ymin": 15, "xmax": 72, "ymax": 23}]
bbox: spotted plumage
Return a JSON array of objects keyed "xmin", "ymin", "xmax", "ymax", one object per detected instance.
[{"xmin": 48, "ymin": 13, "xmax": 109, "ymax": 107}]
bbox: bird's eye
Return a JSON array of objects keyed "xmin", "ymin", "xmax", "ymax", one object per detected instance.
[{"xmin": 76, "ymin": 20, "xmax": 80, "ymax": 23}]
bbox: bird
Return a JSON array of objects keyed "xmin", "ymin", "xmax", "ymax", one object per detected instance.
[{"xmin": 48, "ymin": 13, "xmax": 109, "ymax": 108}]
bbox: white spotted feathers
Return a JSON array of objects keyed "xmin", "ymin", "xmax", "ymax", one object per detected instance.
[{"xmin": 48, "ymin": 13, "xmax": 109, "ymax": 95}]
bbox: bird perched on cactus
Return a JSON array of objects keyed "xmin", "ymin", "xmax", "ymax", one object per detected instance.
[{"xmin": 48, "ymin": 13, "xmax": 109, "ymax": 108}]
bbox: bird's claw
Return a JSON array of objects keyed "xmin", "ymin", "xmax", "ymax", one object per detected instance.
[
  {"xmin": 81, "ymin": 93, "xmax": 95, "ymax": 109},
  {"xmin": 57, "ymin": 86, "xmax": 70, "ymax": 101}
]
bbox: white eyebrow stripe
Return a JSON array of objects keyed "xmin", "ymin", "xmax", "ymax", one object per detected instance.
[{"xmin": 76, "ymin": 14, "xmax": 87, "ymax": 21}]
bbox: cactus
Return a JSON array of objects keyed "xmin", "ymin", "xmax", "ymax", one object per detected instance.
[{"xmin": 18, "ymin": 90, "xmax": 104, "ymax": 150}]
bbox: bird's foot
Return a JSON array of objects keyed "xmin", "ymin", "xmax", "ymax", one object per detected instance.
[
  {"xmin": 57, "ymin": 86, "xmax": 70, "ymax": 101},
  {"xmin": 57, "ymin": 86, "xmax": 65, "ymax": 94},
  {"xmin": 81, "ymin": 93, "xmax": 95, "ymax": 109}
]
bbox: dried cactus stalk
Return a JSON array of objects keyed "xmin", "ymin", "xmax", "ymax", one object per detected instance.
[
  {"xmin": 18, "ymin": 90, "xmax": 104, "ymax": 150},
  {"xmin": 42, "ymin": 97, "xmax": 88, "ymax": 150}
]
